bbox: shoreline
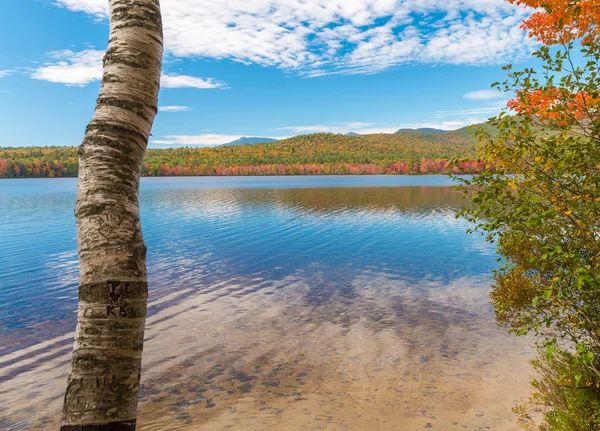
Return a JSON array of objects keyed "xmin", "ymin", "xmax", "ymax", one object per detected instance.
[{"xmin": 1, "ymin": 173, "xmax": 470, "ymax": 179}]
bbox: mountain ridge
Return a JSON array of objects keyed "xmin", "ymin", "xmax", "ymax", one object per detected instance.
[
  {"xmin": 396, "ymin": 127, "xmax": 447, "ymax": 133},
  {"xmin": 223, "ymin": 137, "xmax": 279, "ymax": 146}
]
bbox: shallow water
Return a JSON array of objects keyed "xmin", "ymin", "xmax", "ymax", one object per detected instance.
[{"xmin": 0, "ymin": 176, "xmax": 533, "ymax": 430}]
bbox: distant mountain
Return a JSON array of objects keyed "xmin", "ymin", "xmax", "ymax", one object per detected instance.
[
  {"xmin": 345, "ymin": 132, "xmax": 359, "ymax": 136},
  {"xmin": 395, "ymin": 127, "xmax": 447, "ymax": 133},
  {"xmin": 224, "ymin": 137, "xmax": 279, "ymax": 146}
]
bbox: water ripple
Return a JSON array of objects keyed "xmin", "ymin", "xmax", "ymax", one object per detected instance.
[{"xmin": 0, "ymin": 177, "xmax": 527, "ymax": 431}]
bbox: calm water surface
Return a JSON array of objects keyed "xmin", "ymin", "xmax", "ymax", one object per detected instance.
[{"xmin": 0, "ymin": 176, "xmax": 533, "ymax": 430}]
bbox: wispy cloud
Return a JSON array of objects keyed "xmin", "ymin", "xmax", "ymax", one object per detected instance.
[
  {"xmin": 158, "ymin": 105, "xmax": 192, "ymax": 112},
  {"xmin": 151, "ymin": 133, "xmax": 290, "ymax": 146},
  {"xmin": 276, "ymin": 122, "xmax": 375, "ymax": 134},
  {"xmin": 435, "ymin": 97, "xmax": 509, "ymax": 119},
  {"xmin": 354, "ymin": 126, "xmax": 403, "ymax": 134},
  {"xmin": 491, "ymin": 99, "xmax": 511, "ymax": 106},
  {"xmin": 396, "ymin": 120, "xmax": 482, "ymax": 130},
  {"xmin": 435, "ymin": 107, "xmax": 505, "ymax": 117},
  {"xmin": 463, "ymin": 89, "xmax": 506, "ymax": 100},
  {"xmin": 151, "ymin": 134, "xmax": 243, "ymax": 146},
  {"xmin": 53, "ymin": 0, "xmax": 106, "ymax": 16},
  {"xmin": 53, "ymin": 0, "xmax": 535, "ymax": 76},
  {"xmin": 161, "ymin": 73, "xmax": 227, "ymax": 89},
  {"xmin": 0, "ymin": 70, "xmax": 15, "ymax": 78},
  {"xmin": 276, "ymin": 120, "xmax": 478, "ymax": 134},
  {"xmin": 31, "ymin": 50, "xmax": 103, "ymax": 86},
  {"xmin": 31, "ymin": 49, "xmax": 228, "ymax": 88}
]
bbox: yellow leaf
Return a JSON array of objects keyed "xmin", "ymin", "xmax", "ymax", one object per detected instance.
[{"xmin": 565, "ymin": 210, "xmax": 573, "ymax": 215}]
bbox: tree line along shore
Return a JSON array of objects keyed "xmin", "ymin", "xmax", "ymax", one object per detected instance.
[{"xmin": 0, "ymin": 129, "xmax": 488, "ymax": 178}]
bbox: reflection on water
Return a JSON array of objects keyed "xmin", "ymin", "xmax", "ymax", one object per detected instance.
[{"xmin": 0, "ymin": 177, "xmax": 532, "ymax": 430}]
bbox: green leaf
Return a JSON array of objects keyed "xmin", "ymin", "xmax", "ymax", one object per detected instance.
[{"xmin": 545, "ymin": 343, "xmax": 557, "ymax": 360}]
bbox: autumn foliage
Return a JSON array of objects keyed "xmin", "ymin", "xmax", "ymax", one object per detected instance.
[
  {"xmin": 509, "ymin": 0, "xmax": 600, "ymax": 44},
  {"xmin": 0, "ymin": 130, "xmax": 486, "ymax": 178},
  {"xmin": 507, "ymin": 88, "xmax": 600, "ymax": 126},
  {"xmin": 506, "ymin": 0, "xmax": 600, "ymax": 128}
]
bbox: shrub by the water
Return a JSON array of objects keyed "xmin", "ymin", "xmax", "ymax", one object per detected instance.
[{"xmin": 460, "ymin": 0, "xmax": 600, "ymax": 429}]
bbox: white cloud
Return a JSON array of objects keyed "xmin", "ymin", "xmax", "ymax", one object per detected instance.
[
  {"xmin": 161, "ymin": 73, "xmax": 227, "ymax": 89},
  {"xmin": 151, "ymin": 134, "xmax": 244, "ymax": 146},
  {"xmin": 491, "ymin": 99, "xmax": 511, "ymax": 106},
  {"xmin": 53, "ymin": 0, "xmax": 106, "ymax": 16},
  {"xmin": 31, "ymin": 49, "xmax": 227, "ymax": 88},
  {"xmin": 31, "ymin": 50, "xmax": 103, "ymax": 86},
  {"xmin": 435, "ymin": 107, "xmax": 504, "ymax": 117},
  {"xmin": 463, "ymin": 89, "xmax": 506, "ymax": 100},
  {"xmin": 435, "ymin": 98, "xmax": 510, "ymax": 119},
  {"xmin": 276, "ymin": 119, "xmax": 482, "ymax": 134},
  {"xmin": 151, "ymin": 133, "xmax": 289, "ymax": 146},
  {"xmin": 53, "ymin": 0, "xmax": 535, "ymax": 75},
  {"xmin": 277, "ymin": 122, "xmax": 375, "ymax": 134},
  {"xmin": 158, "ymin": 105, "xmax": 192, "ymax": 112},
  {"xmin": 0, "ymin": 70, "xmax": 14, "ymax": 78},
  {"xmin": 396, "ymin": 120, "xmax": 481, "ymax": 130},
  {"xmin": 354, "ymin": 126, "xmax": 402, "ymax": 134}
]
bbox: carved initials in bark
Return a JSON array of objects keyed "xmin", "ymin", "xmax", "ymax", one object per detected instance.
[
  {"xmin": 106, "ymin": 303, "xmax": 133, "ymax": 318},
  {"xmin": 119, "ymin": 303, "xmax": 132, "ymax": 318},
  {"xmin": 108, "ymin": 281, "xmax": 131, "ymax": 303},
  {"xmin": 106, "ymin": 281, "xmax": 132, "ymax": 317}
]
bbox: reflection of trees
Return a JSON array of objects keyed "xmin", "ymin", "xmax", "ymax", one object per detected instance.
[
  {"xmin": 250, "ymin": 186, "xmax": 464, "ymax": 214},
  {"xmin": 146, "ymin": 186, "xmax": 464, "ymax": 217}
]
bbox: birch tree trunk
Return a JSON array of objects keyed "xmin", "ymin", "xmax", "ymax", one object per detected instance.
[{"xmin": 61, "ymin": 1, "xmax": 162, "ymax": 429}]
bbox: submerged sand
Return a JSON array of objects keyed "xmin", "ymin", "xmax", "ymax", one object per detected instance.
[{"xmin": 0, "ymin": 269, "xmax": 536, "ymax": 430}]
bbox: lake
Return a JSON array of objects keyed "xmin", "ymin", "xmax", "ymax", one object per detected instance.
[{"xmin": 0, "ymin": 176, "xmax": 532, "ymax": 430}]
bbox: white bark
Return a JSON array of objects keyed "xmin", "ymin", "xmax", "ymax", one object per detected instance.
[{"xmin": 61, "ymin": 1, "xmax": 163, "ymax": 429}]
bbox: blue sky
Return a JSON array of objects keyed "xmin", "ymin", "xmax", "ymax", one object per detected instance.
[{"xmin": 0, "ymin": 0, "xmax": 538, "ymax": 147}]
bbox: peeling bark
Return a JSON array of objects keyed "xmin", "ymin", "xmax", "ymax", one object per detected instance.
[{"xmin": 61, "ymin": 1, "xmax": 163, "ymax": 429}]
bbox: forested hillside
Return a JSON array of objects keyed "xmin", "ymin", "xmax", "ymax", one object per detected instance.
[{"xmin": 0, "ymin": 126, "xmax": 486, "ymax": 178}]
